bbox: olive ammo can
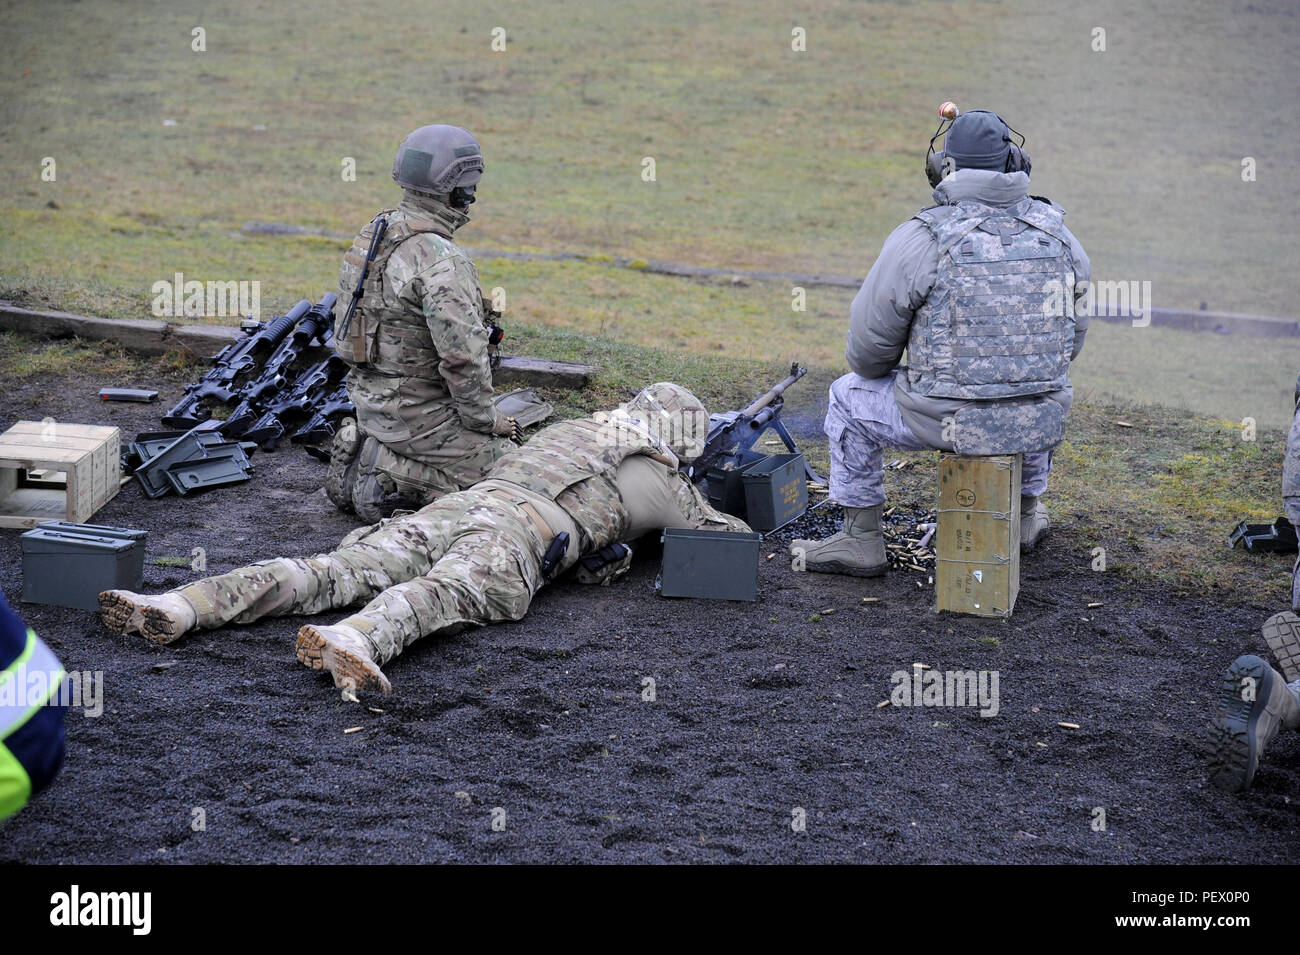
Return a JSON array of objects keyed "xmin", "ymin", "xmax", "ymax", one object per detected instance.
[{"xmin": 21, "ymin": 521, "xmax": 148, "ymax": 611}]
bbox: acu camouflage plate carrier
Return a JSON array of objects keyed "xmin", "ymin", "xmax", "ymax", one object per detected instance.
[{"xmin": 907, "ymin": 196, "xmax": 1076, "ymax": 402}]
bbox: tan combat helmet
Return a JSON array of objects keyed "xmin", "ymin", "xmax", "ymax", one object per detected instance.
[{"xmin": 624, "ymin": 382, "xmax": 710, "ymax": 464}]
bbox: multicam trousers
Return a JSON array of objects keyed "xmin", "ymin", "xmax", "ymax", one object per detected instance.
[
  {"xmin": 1285, "ymin": 383, "xmax": 1300, "ymax": 610},
  {"xmin": 174, "ymin": 488, "xmax": 560, "ymax": 665}
]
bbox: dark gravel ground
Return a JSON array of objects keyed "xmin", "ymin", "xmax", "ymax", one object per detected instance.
[{"xmin": 2, "ymin": 368, "xmax": 1298, "ymax": 864}]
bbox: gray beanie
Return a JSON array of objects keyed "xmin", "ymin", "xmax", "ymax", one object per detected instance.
[{"xmin": 945, "ymin": 109, "xmax": 1012, "ymax": 171}]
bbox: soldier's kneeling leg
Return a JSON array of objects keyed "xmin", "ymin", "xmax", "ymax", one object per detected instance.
[
  {"xmin": 324, "ymin": 417, "xmax": 362, "ymax": 514},
  {"xmin": 350, "ymin": 436, "xmax": 426, "ymax": 522}
]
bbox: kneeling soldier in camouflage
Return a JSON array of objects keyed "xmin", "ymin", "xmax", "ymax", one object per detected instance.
[
  {"xmin": 326, "ymin": 124, "xmax": 519, "ymax": 521},
  {"xmin": 100, "ymin": 384, "xmax": 749, "ymax": 695}
]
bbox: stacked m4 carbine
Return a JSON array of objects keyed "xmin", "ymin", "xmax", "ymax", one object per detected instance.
[
  {"xmin": 163, "ymin": 293, "xmax": 349, "ymax": 447},
  {"xmin": 131, "ymin": 293, "xmax": 352, "ymax": 497}
]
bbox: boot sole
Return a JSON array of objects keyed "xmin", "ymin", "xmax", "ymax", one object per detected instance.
[
  {"xmin": 803, "ymin": 559, "xmax": 888, "ymax": 578},
  {"xmin": 296, "ymin": 625, "xmax": 392, "ymax": 695},
  {"xmin": 140, "ymin": 607, "xmax": 186, "ymax": 645},
  {"xmin": 1262, "ymin": 611, "xmax": 1300, "ymax": 684},
  {"xmin": 98, "ymin": 591, "xmax": 188, "ymax": 645},
  {"xmin": 1208, "ymin": 654, "xmax": 1271, "ymax": 793},
  {"xmin": 98, "ymin": 590, "xmax": 143, "ymax": 636}
]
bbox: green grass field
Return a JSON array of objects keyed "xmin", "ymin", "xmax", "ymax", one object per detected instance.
[
  {"xmin": 0, "ymin": 0, "xmax": 1297, "ymax": 593},
  {"xmin": 1, "ymin": 0, "xmax": 1296, "ymax": 417}
]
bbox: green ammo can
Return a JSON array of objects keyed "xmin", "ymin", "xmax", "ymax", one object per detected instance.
[
  {"xmin": 741, "ymin": 453, "xmax": 808, "ymax": 532},
  {"xmin": 658, "ymin": 527, "xmax": 761, "ymax": 601},
  {"xmin": 21, "ymin": 521, "xmax": 148, "ymax": 611}
]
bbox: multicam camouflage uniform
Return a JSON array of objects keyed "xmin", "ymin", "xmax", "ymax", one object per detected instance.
[
  {"xmin": 326, "ymin": 193, "xmax": 513, "ymax": 517},
  {"xmin": 166, "ymin": 387, "xmax": 747, "ymax": 669}
]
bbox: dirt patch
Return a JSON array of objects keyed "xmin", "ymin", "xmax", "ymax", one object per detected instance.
[{"xmin": 1, "ymin": 365, "xmax": 1297, "ymax": 864}]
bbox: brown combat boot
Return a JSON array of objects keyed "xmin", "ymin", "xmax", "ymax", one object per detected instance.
[
  {"xmin": 99, "ymin": 590, "xmax": 198, "ymax": 645},
  {"xmin": 296, "ymin": 623, "xmax": 392, "ymax": 695},
  {"xmin": 1020, "ymin": 495, "xmax": 1050, "ymax": 551},
  {"xmin": 791, "ymin": 505, "xmax": 888, "ymax": 577},
  {"xmin": 1208, "ymin": 654, "xmax": 1300, "ymax": 793}
]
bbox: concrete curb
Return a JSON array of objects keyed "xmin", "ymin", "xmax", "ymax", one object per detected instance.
[
  {"xmin": 1089, "ymin": 306, "xmax": 1300, "ymax": 338},
  {"xmin": 0, "ymin": 302, "xmax": 596, "ymax": 389}
]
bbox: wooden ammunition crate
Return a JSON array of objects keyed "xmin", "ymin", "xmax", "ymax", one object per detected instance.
[
  {"xmin": 0, "ymin": 421, "xmax": 121, "ymax": 528},
  {"xmin": 936, "ymin": 453, "xmax": 1022, "ymax": 618}
]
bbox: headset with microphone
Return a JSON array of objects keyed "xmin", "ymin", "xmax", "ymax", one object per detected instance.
[{"xmin": 925, "ymin": 103, "xmax": 1031, "ymax": 188}]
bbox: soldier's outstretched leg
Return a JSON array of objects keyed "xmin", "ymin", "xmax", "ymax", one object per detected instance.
[
  {"xmin": 99, "ymin": 496, "xmax": 471, "ymax": 645},
  {"xmin": 1208, "ymin": 653, "xmax": 1300, "ymax": 793},
  {"xmin": 295, "ymin": 492, "xmax": 560, "ymax": 694}
]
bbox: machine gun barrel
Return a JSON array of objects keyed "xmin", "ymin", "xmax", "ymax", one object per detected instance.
[{"xmin": 742, "ymin": 363, "xmax": 806, "ymax": 418}]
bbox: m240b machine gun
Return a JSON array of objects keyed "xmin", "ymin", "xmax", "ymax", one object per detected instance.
[{"xmin": 689, "ymin": 361, "xmax": 822, "ymax": 484}]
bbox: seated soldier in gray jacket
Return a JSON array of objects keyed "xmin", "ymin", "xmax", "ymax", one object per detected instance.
[{"xmin": 793, "ymin": 108, "xmax": 1091, "ymax": 576}]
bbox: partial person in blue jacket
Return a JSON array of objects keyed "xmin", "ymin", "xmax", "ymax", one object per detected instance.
[{"xmin": 0, "ymin": 590, "xmax": 68, "ymax": 822}]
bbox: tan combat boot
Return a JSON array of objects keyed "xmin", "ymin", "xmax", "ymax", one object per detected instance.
[
  {"xmin": 1208, "ymin": 654, "xmax": 1300, "ymax": 793},
  {"xmin": 1020, "ymin": 495, "xmax": 1050, "ymax": 551},
  {"xmin": 99, "ymin": 590, "xmax": 198, "ymax": 645},
  {"xmin": 791, "ymin": 505, "xmax": 888, "ymax": 577},
  {"xmin": 296, "ymin": 623, "xmax": 393, "ymax": 695}
]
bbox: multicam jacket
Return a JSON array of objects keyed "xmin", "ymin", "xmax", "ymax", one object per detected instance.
[{"xmin": 335, "ymin": 195, "xmax": 500, "ymax": 455}]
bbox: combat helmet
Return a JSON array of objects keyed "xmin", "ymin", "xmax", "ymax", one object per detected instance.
[
  {"xmin": 392, "ymin": 125, "xmax": 485, "ymax": 205},
  {"xmin": 624, "ymin": 382, "xmax": 710, "ymax": 464}
]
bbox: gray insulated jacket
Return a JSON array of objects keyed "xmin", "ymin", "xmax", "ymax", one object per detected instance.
[{"xmin": 845, "ymin": 168, "xmax": 1091, "ymax": 451}]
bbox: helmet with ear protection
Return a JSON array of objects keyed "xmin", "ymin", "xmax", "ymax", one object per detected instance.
[{"xmin": 924, "ymin": 104, "xmax": 1031, "ymax": 188}]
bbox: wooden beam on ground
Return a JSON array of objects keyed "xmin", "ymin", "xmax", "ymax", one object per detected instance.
[{"xmin": 0, "ymin": 302, "xmax": 596, "ymax": 389}]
